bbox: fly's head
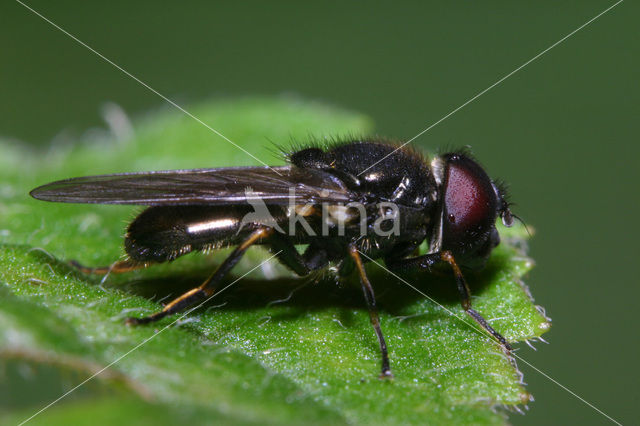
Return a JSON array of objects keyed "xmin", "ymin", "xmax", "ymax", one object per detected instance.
[{"xmin": 434, "ymin": 152, "xmax": 514, "ymax": 268}]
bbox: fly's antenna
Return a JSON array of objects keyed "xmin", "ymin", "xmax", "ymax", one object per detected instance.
[{"xmin": 512, "ymin": 213, "xmax": 532, "ymax": 237}]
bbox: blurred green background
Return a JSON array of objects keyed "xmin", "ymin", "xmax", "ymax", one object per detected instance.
[{"xmin": 1, "ymin": 1, "xmax": 637, "ymax": 424}]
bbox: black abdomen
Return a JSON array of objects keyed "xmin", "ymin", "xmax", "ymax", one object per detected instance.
[{"xmin": 125, "ymin": 205, "xmax": 259, "ymax": 262}]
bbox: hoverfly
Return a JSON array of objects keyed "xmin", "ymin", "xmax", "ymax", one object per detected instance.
[{"xmin": 30, "ymin": 140, "xmax": 515, "ymax": 378}]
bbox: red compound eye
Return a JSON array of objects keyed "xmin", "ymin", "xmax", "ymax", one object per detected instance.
[
  {"xmin": 442, "ymin": 154, "xmax": 498, "ymax": 256},
  {"xmin": 445, "ymin": 162, "xmax": 490, "ymax": 230}
]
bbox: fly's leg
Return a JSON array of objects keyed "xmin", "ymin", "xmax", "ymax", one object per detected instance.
[
  {"xmin": 349, "ymin": 245, "xmax": 392, "ymax": 379},
  {"xmin": 69, "ymin": 259, "xmax": 146, "ymax": 274},
  {"xmin": 126, "ymin": 227, "xmax": 274, "ymax": 325},
  {"xmin": 268, "ymin": 234, "xmax": 328, "ymax": 275},
  {"xmin": 440, "ymin": 251, "xmax": 511, "ymax": 350},
  {"xmin": 386, "ymin": 251, "xmax": 511, "ymax": 351}
]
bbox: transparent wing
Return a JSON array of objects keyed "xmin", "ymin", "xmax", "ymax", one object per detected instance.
[{"xmin": 30, "ymin": 166, "xmax": 353, "ymax": 206}]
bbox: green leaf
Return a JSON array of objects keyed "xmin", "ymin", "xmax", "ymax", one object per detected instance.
[{"xmin": 0, "ymin": 97, "xmax": 549, "ymax": 425}]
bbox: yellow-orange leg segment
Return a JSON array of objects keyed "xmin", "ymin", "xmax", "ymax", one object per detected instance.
[
  {"xmin": 69, "ymin": 259, "xmax": 147, "ymax": 275},
  {"xmin": 440, "ymin": 251, "xmax": 512, "ymax": 351},
  {"xmin": 125, "ymin": 227, "xmax": 274, "ymax": 325}
]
